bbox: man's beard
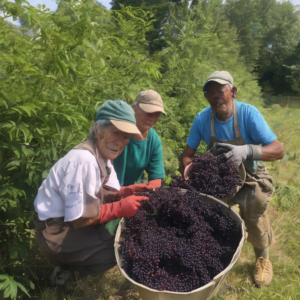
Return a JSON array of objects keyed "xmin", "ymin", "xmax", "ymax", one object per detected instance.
[{"xmin": 212, "ymin": 100, "xmax": 233, "ymax": 114}]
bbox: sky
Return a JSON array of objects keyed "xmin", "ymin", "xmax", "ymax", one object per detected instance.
[
  {"xmin": 27, "ymin": 0, "xmax": 112, "ymax": 10},
  {"xmin": 4, "ymin": 0, "xmax": 300, "ymax": 24},
  {"xmin": 3, "ymin": 0, "xmax": 112, "ymax": 24},
  {"xmin": 26, "ymin": 0, "xmax": 300, "ymax": 10},
  {"xmin": 9, "ymin": 0, "xmax": 300, "ymax": 12}
]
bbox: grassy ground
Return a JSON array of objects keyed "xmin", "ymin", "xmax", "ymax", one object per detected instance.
[
  {"xmin": 211, "ymin": 103, "xmax": 300, "ymax": 300},
  {"xmin": 24, "ymin": 104, "xmax": 300, "ymax": 300}
]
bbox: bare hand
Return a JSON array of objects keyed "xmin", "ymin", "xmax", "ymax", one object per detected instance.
[{"xmin": 183, "ymin": 163, "xmax": 193, "ymax": 180}]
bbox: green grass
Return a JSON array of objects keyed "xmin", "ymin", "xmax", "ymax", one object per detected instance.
[
  {"xmin": 210, "ymin": 103, "xmax": 300, "ymax": 299},
  {"xmin": 212, "ymin": 205, "xmax": 300, "ymax": 300},
  {"xmin": 263, "ymin": 105, "xmax": 300, "ymax": 210}
]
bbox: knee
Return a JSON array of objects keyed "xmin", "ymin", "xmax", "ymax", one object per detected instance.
[
  {"xmin": 252, "ymin": 194, "xmax": 269, "ymax": 216},
  {"xmin": 237, "ymin": 185, "xmax": 269, "ymax": 219}
]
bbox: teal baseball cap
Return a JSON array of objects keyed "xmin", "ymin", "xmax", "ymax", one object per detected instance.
[{"xmin": 95, "ymin": 100, "xmax": 141, "ymax": 135}]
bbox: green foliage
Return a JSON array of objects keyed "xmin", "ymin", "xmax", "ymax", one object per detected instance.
[
  {"xmin": 3, "ymin": 0, "xmax": 297, "ymax": 298},
  {"xmin": 0, "ymin": 274, "xmax": 34, "ymax": 300},
  {"xmin": 262, "ymin": 105, "xmax": 300, "ymax": 210},
  {"xmin": 225, "ymin": 0, "xmax": 300, "ymax": 95},
  {"xmin": 110, "ymin": 0, "xmax": 182, "ymax": 53},
  {"xmin": 224, "ymin": 0, "xmax": 276, "ymax": 66},
  {"xmin": 273, "ymin": 182, "xmax": 300, "ymax": 211},
  {"xmin": 154, "ymin": 0, "xmax": 263, "ymax": 156},
  {"xmin": 0, "ymin": 0, "xmax": 160, "ymax": 297},
  {"xmin": 161, "ymin": 142, "xmax": 180, "ymax": 177},
  {"xmin": 257, "ymin": 1, "xmax": 300, "ymax": 95},
  {"xmin": 279, "ymin": 43, "xmax": 300, "ymax": 95}
]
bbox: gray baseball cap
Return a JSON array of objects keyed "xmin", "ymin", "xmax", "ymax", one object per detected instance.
[{"xmin": 203, "ymin": 71, "xmax": 234, "ymax": 92}]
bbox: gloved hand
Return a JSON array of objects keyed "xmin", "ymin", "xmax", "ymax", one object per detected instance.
[
  {"xmin": 183, "ymin": 162, "xmax": 193, "ymax": 180},
  {"xmin": 116, "ymin": 184, "xmax": 148, "ymax": 198},
  {"xmin": 211, "ymin": 143, "xmax": 262, "ymax": 166},
  {"xmin": 100, "ymin": 195, "xmax": 149, "ymax": 223},
  {"xmin": 146, "ymin": 179, "xmax": 162, "ymax": 190}
]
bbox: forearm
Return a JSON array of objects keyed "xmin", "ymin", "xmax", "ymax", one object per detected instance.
[
  {"xmin": 261, "ymin": 139, "xmax": 284, "ymax": 161},
  {"xmin": 147, "ymin": 179, "xmax": 162, "ymax": 189},
  {"xmin": 181, "ymin": 145, "xmax": 196, "ymax": 168},
  {"xmin": 150, "ymin": 179, "xmax": 162, "ymax": 185},
  {"xmin": 116, "ymin": 183, "xmax": 148, "ymax": 199},
  {"xmin": 181, "ymin": 155, "xmax": 193, "ymax": 168}
]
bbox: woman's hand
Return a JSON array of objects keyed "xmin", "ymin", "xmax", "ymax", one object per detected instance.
[
  {"xmin": 146, "ymin": 179, "xmax": 162, "ymax": 190},
  {"xmin": 116, "ymin": 184, "xmax": 148, "ymax": 198},
  {"xmin": 116, "ymin": 195, "xmax": 148, "ymax": 218},
  {"xmin": 100, "ymin": 195, "xmax": 149, "ymax": 223},
  {"xmin": 72, "ymin": 195, "xmax": 149, "ymax": 229},
  {"xmin": 116, "ymin": 180, "xmax": 162, "ymax": 198}
]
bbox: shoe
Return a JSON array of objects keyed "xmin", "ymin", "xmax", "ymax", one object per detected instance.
[
  {"xmin": 119, "ymin": 278, "xmax": 134, "ymax": 291},
  {"xmin": 49, "ymin": 266, "xmax": 61, "ymax": 285},
  {"xmin": 254, "ymin": 257, "xmax": 273, "ymax": 287},
  {"xmin": 49, "ymin": 266, "xmax": 77, "ymax": 290},
  {"xmin": 65, "ymin": 282, "xmax": 77, "ymax": 293}
]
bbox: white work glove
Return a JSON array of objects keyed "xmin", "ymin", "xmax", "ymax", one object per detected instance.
[{"xmin": 212, "ymin": 143, "xmax": 262, "ymax": 166}]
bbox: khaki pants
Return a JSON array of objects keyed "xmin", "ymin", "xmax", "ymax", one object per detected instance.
[{"xmin": 228, "ymin": 164, "xmax": 275, "ymax": 249}]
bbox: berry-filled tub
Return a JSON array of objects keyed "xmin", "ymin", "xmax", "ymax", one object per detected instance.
[{"xmin": 115, "ymin": 188, "xmax": 245, "ymax": 300}]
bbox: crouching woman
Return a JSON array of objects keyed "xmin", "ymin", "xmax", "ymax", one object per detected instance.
[{"xmin": 33, "ymin": 100, "xmax": 148, "ymax": 283}]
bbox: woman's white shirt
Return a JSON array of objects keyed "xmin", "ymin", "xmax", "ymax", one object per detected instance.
[{"xmin": 34, "ymin": 149, "xmax": 120, "ymax": 222}]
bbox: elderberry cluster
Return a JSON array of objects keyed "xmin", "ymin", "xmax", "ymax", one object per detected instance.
[
  {"xmin": 119, "ymin": 188, "xmax": 241, "ymax": 293},
  {"xmin": 170, "ymin": 153, "xmax": 242, "ymax": 199}
]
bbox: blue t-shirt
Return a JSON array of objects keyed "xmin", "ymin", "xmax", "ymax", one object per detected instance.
[
  {"xmin": 113, "ymin": 128, "xmax": 165, "ymax": 186},
  {"xmin": 187, "ymin": 100, "xmax": 276, "ymax": 150}
]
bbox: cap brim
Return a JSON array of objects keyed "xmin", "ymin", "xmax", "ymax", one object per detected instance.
[
  {"xmin": 203, "ymin": 79, "xmax": 232, "ymax": 92},
  {"xmin": 207, "ymin": 79, "xmax": 230, "ymax": 85},
  {"xmin": 139, "ymin": 103, "xmax": 167, "ymax": 116},
  {"xmin": 110, "ymin": 120, "xmax": 141, "ymax": 135}
]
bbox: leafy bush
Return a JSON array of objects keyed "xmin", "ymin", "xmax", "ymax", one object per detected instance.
[
  {"xmin": 0, "ymin": 274, "xmax": 34, "ymax": 300},
  {"xmin": 272, "ymin": 183, "xmax": 300, "ymax": 211},
  {"xmin": 0, "ymin": 0, "xmax": 160, "ymax": 297}
]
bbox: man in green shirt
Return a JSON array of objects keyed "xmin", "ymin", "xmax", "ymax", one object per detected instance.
[{"xmin": 113, "ymin": 90, "xmax": 166, "ymax": 190}]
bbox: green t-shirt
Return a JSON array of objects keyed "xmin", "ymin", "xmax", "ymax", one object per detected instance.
[{"xmin": 113, "ymin": 128, "xmax": 165, "ymax": 186}]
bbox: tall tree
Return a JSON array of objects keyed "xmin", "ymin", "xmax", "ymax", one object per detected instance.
[
  {"xmin": 153, "ymin": 0, "xmax": 263, "ymax": 160},
  {"xmin": 225, "ymin": 0, "xmax": 300, "ymax": 95},
  {"xmin": 256, "ymin": 1, "xmax": 300, "ymax": 94},
  {"xmin": 110, "ymin": 0, "xmax": 182, "ymax": 53},
  {"xmin": 224, "ymin": 0, "xmax": 276, "ymax": 67}
]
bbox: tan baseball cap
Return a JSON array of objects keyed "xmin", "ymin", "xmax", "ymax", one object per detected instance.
[
  {"xmin": 135, "ymin": 90, "xmax": 166, "ymax": 116},
  {"xmin": 203, "ymin": 71, "xmax": 234, "ymax": 92}
]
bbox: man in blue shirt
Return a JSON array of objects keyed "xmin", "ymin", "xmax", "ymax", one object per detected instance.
[{"xmin": 181, "ymin": 71, "xmax": 284, "ymax": 287}]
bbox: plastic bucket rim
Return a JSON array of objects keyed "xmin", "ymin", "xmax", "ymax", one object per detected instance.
[{"xmin": 114, "ymin": 189, "xmax": 245, "ymax": 296}]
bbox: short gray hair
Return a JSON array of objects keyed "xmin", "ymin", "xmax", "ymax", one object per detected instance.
[
  {"xmin": 132, "ymin": 101, "xmax": 142, "ymax": 114},
  {"xmin": 88, "ymin": 119, "xmax": 112, "ymax": 142}
]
